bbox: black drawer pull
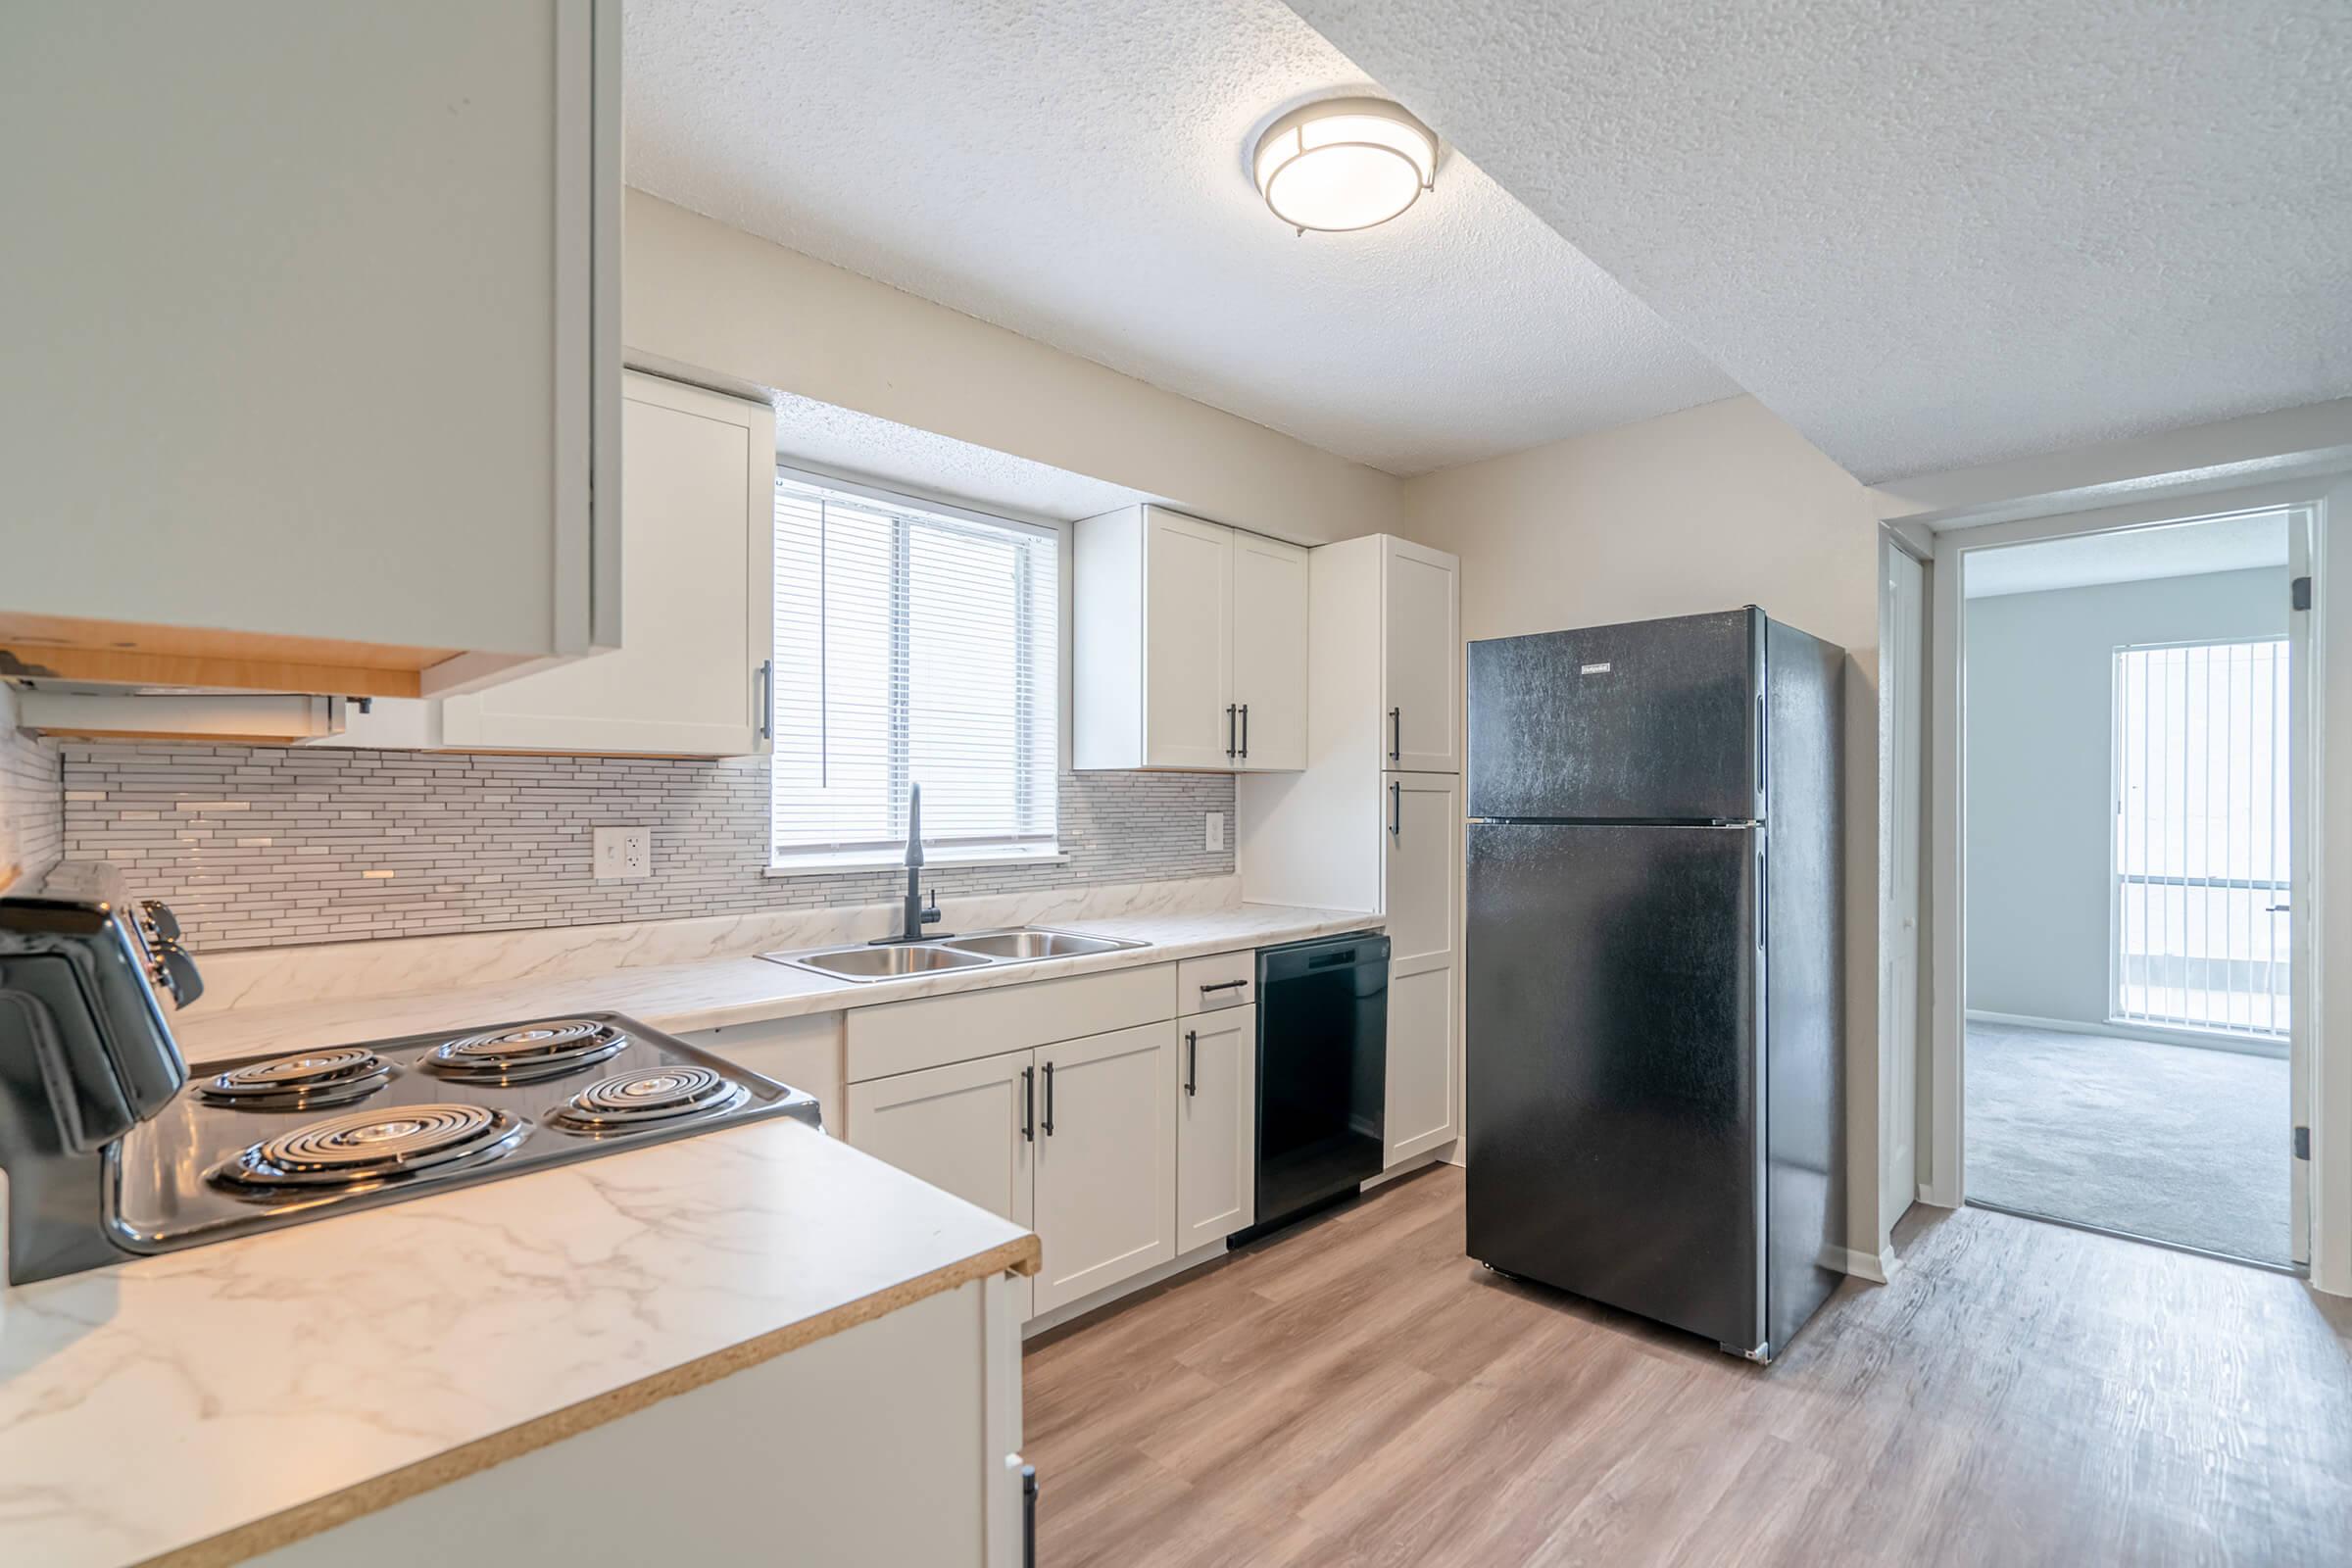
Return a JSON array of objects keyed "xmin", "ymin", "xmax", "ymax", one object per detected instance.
[
  {"xmin": 1198, "ymin": 978, "xmax": 1248, "ymax": 994},
  {"xmin": 1185, "ymin": 1030, "xmax": 1199, "ymax": 1097}
]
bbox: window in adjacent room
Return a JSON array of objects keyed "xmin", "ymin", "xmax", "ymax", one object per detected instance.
[{"xmin": 770, "ymin": 473, "xmax": 1059, "ymax": 868}]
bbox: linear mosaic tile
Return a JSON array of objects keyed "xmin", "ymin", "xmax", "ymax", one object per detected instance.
[{"xmin": 61, "ymin": 744, "xmax": 1235, "ymax": 951}]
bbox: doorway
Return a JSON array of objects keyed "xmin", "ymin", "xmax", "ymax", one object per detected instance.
[{"xmin": 1940, "ymin": 496, "xmax": 2319, "ymax": 1269}]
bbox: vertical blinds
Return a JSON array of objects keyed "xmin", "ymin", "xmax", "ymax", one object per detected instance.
[
  {"xmin": 772, "ymin": 476, "xmax": 1058, "ymax": 858},
  {"xmin": 2112, "ymin": 638, "xmax": 2290, "ymax": 1037}
]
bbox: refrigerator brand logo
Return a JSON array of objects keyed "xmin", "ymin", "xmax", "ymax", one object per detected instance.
[{"xmin": 1580, "ymin": 662, "xmax": 1612, "ymax": 675}]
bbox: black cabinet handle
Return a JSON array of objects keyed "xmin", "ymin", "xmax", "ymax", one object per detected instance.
[
  {"xmin": 1238, "ymin": 703, "xmax": 1249, "ymax": 760},
  {"xmin": 1020, "ymin": 1065, "xmax": 1035, "ymax": 1143},
  {"xmin": 1390, "ymin": 778, "xmax": 1402, "ymax": 838},
  {"xmin": 1042, "ymin": 1060, "xmax": 1055, "ymax": 1137},
  {"xmin": 1198, "ymin": 978, "xmax": 1247, "ymax": 994},
  {"xmin": 1225, "ymin": 704, "xmax": 1237, "ymax": 759},
  {"xmin": 1022, "ymin": 1463, "xmax": 1040, "ymax": 1568},
  {"xmin": 756, "ymin": 658, "xmax": 774, "ymax": 742},
  {"xmin": 1389, "ymin": 706, "xmax": 1401, "ymax": 760},
  {"xmin": 1185, "ymin": 1029, "xmax": 1198, "ymax": 1098}
]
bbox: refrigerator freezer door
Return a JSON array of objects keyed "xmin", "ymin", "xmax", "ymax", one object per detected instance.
[
  {"xmin": 1465, "ymin": 609, "xmax": 1762, "ymax": 823},
  {"xmin": 1464, "ymin": 820, "xmax": 1762, "ymax": 1350}
]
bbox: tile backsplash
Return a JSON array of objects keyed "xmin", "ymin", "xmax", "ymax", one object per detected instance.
[{"xmin": 61, "ymin": 744, "xmax": 1235, "ymax": 951}]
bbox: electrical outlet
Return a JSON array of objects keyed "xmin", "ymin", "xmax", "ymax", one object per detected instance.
[
  {"xmin": 593, "ymin": 826, "xmax": 653, "ymax": 882},
  {"xmin": 1206, "ymin": 811, "xmax": 1225, "ymax": 853}
]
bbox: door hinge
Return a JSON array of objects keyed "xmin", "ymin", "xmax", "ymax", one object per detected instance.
[
  {"xmin": 2290, "ymin": 575, "xmax": 2312, "ymax": 612},
  {"xmin": 2293, "ymin": 1125, "xmax": 2310, "ymax": 1161}
]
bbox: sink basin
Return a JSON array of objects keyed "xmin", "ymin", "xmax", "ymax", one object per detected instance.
[
  {"xmin": 775, "ymin": 944, "xmax": 994, "ymax": 981},
  {"xmin": 760, "ymin": 927, "xmax": 1148, "ymax": 982},
  {"xmin": 944, "ymin": 929, "xmax": 1134, "ymax": 961}
]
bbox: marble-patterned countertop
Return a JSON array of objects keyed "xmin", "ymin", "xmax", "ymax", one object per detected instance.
[
  {"xmin": 0, "ymin": 1120, "xmax": 1037, "ymax": 1568},
  {"xmin": 174, "ymin": 900, "xmax": 1385, "ymax": 1064}
]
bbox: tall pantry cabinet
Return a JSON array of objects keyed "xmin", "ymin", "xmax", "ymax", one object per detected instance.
[{"xmin": 1237, "ymin": 535, "xmax": 1462, "ymax": 1169}]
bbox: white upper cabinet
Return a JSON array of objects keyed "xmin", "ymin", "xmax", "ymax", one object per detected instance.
[
  {"xmin": 1231, "ymin": 532, "xmax": 1310, "ymax": 772},
  {"xmin": 1140, "ymin": 510, "xmax": 1237, "ymax": 769},
  {"xmin": 439, "ymin": 375, "xmax": 776, "ymax": 757},
  {"xmin": 0, "ymin": 1, "xmax": 619, "ymax": 701},
  {"xmin": 1073, "ymin": 505, "xmax": 1307, "ymax": 772},
  {"xmin": 1382, "ymin": 538, "xmax": 1461, "ymax": 773}
]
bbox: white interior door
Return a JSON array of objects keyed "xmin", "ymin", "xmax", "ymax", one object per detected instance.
[
  {"xmin": 1176, "ymin": 1004, "xmax": 1256, "ymax": 1248},
  {"xmin": 1382, "ymin": 538, "xmax": 1460, "ymax": 773},
  {"xmin": 1384, "ymin": 770, "xmax": 1459, "ymax": 1164},
  {"xmin": 848, "ymin": 1048, "xmax": 1036, "ymax": 1318},
  {"xmin": 1032, "ymin": 1022, "xmax": 1178, "ymax": 1313},
  {"xmin": 1878, "ymin": 542, "xmax": 1925, "ymax": 1240},
  {"xmin": 1231, "ymin": 533, "xmax": 1308, "ymax": 771},
  {"xmin": 2288, "ymin": 509, "xmax": 2314, "ymax": 1266},
  {"xmin": 1143, "ymin": 509, "xmax": 1235, "ymax": 768}
]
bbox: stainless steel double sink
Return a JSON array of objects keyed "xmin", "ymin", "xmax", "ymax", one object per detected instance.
[{"xmin": 760, "ymin": 927, "xmax": 1149, "ymax": 983}]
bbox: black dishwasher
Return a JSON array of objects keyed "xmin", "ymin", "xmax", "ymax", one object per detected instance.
[{"xmin": 1246, "ymin": 930, "xmax": 1390, "ymax": 1241}]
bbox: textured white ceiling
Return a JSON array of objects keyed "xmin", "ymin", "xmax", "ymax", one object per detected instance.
[
  {"xmin": 1288, "ymin": 0, "xmax": 2352, "ymax": 484},
  {"xmin": 1966, "ymin": 509, "xmax": 2288, "ymax": 599},
  {"xmin": 622, "ymin": 0, "xmax": 1737, "ymax": 476}
]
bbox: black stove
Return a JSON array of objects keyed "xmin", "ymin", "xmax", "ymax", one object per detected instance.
[{"xmin": 108, "ymin": 1010, "xmax": 820, "ymax": 1255}]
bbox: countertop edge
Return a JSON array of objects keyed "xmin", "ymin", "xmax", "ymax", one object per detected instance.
[{"xmin": 133, "ymin": 1231, "xmax": 1042, "ymax": 1568}]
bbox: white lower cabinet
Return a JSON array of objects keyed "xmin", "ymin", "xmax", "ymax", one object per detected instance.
[
  {"xmin": 850, "ymin": 1050, "xmax": 1038, "ymax": 1321},
  {"xmin": 1030, "ymin": 1022, "xmax": 1178, "ymax": 1315},
  {"xmin": 1175, "ymin": 1004, "xmax": 1256, "ymax": 1250},
  {"xmin": 845, "ymin": 960, "xmax": 1267, "ymax": 1326}
]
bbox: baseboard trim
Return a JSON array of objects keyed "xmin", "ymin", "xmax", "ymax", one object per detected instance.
[
  {"xmin": 1825, "ymin": 1242, "xmax": 1903, "ymax": 1284},
  {"xmin": 1965, "ymin": 1007, "xmax": 2288, "ymax": 1059},
  {"xmin": 1022, "ymin": 1239, "xmax": 1230, "ymax": 1340}
]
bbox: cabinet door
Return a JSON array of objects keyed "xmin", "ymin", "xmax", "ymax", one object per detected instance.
[
  {"xmin": 849, "ymin": 1050, "xmax": 1037, "ymax": 1317},
  {"xmin": 1032, "ymin": 1022, "xmax": 1178, "ymax": 1314},
  {"xmin": 1143, "ymin": 510, "xmax": 1236, "ymax": 769},
  {"xmin": 1230, "ymin": 532, "xmax": 1308, "ymax": 772},
  {"xmin": 1384, "ymin": 771, "xmax": 1459, "ymax": 1164},
  {"xmin": 1176, "ymin": 1004, "xmax": 1256, "ymax": 1249},
  {"xmin": 2, "ymin": 2, "xmax": 618, "ymax": 671},
  {"xmin": 440, "ymin": 374, "xmax": 775, "ymax": 755},
  {"xmin": 1382, "ymin": 538, "xmax": 1460, "ymax": 773}
]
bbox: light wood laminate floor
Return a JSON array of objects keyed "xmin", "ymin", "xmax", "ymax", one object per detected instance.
[{"xmin": 1022, "ymin": 1164, "xmax": 2352, "ymax": 1567}]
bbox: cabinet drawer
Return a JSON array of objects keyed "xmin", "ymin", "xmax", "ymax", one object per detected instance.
[
  {"xmin": 1176, "ymin": 951, "xmax": 1255, "ymax": 1015},
  {"xmin": 848, "ymin": 963, "xmax": 1176, "ymax": 1083}
]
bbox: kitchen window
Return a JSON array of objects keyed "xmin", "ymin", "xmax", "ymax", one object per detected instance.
[{"xmin": 770, "ymin": 473, "xmax": 1060, "ymax": 869}]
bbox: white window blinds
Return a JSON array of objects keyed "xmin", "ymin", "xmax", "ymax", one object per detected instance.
[{"xmin": 771, "ymin": 475, "xmax": 1059, "ymax": 861}]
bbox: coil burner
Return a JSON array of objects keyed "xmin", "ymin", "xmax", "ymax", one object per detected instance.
[
  {"xmin": 547, "ymin": 1065, "xmax": 751, "ymax": 1136},
  {"xmin": 197, "ymin": 1048, "xmax": 393, "ymax": 1111},
  {"xmin": 210, "ymin": 1103, "xmax": 527, "ymax": 1195},
  {"xmin": 419, "ymin": 1018, "xmax": 629, "ymax": 1085}
]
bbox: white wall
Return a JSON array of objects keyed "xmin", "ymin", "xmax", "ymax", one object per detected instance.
[
  {"xmin": 623, "ymin": 190, "xmax": 1407, "ymax": 546},
  {"xmin": 1400, "ymin": 394, "xmax": 1889, "ymax": 1258},
  {"xmin": 1965, "ymin": 568, "xmax": 2287, "ymax": 1026}
]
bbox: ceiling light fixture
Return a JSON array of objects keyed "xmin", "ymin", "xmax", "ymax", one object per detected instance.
[{"xmin": 1252, "ymin": 97, "xmax": 1437, "ymax": 235}]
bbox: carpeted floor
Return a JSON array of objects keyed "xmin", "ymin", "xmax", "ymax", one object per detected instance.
[{"xmin": 1965, "ymin": 1021, "xmax": 2291, "ymax": 1264}]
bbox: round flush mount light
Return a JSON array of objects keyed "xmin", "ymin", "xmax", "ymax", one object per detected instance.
[{"xmin": 1252, "ymin": 97, "xmax": 1437, "ymax": 234}]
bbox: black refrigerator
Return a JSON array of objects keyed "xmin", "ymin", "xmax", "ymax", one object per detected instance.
[{"xmin": 1464, "ymin": 607, "xmax": 1844, "ymax": 1362}]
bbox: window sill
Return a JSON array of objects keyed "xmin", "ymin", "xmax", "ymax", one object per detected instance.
[{"xmin": 765, "ymin": 846, "xmax": 1070, "ymax": 878}]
